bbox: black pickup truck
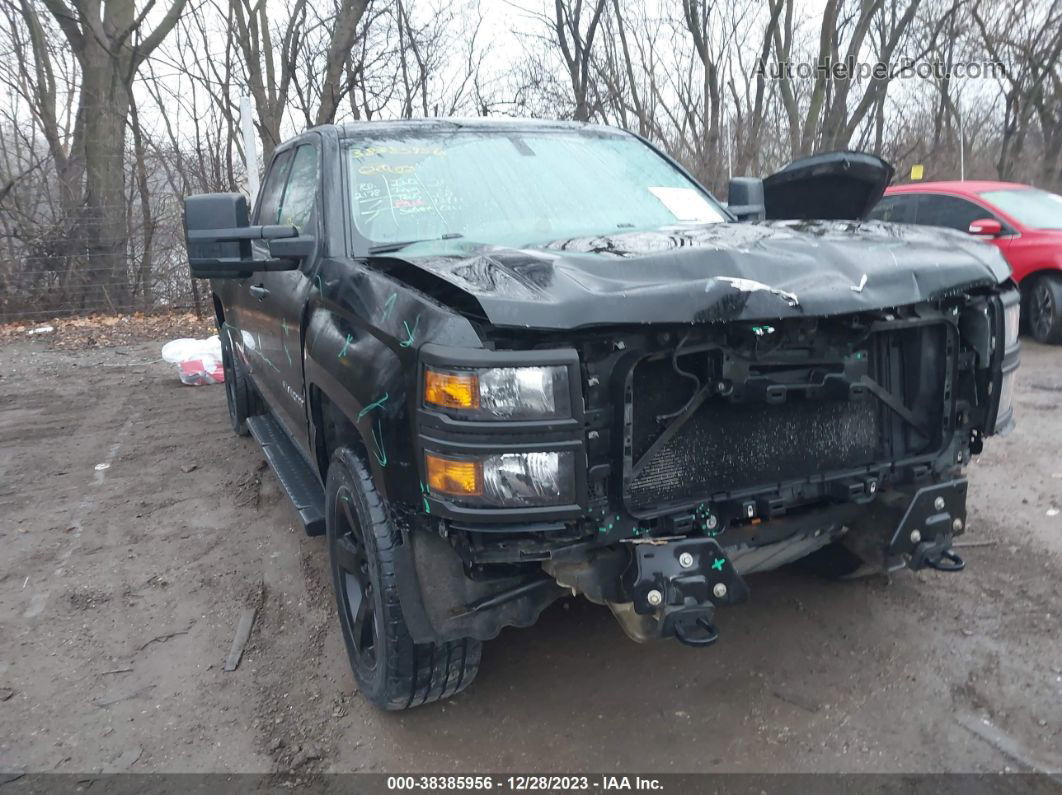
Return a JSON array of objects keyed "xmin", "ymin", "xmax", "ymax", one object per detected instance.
[{"xmin": 184, "ymin": 119, "xmax": 1019, "ymax": 710}]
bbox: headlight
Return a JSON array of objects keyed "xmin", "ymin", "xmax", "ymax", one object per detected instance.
[
  {"xmin": 425, "ymin": 451, "xmax": 575, "ymax": 507},
  {"xmin": 423, "ymin": 365, "xmax": 571, "ymax": 420}
]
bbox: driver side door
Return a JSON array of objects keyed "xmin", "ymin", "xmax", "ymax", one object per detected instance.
[
  {"xmin": 232, "ymin": 148, "xmax": 293, "ymax": 407},
  {"xmin": 254, "ymin": 141, "xmax": 321, "ymax": 453}
]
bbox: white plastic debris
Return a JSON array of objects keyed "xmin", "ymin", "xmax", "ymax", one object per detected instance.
[
  {"xmin": 27, "ymin": 324, "xmax": 54, "ymax": 335},
  {"xmin": 712, "ymin": 276, "xmax": 800, "ymax": 307},
  {"xmin": 161, "ymin": 336, "xmax": 224, "ymax": 386}
]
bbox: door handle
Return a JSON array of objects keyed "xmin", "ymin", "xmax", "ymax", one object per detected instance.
[{"xmin": 249, "ymin": 285, "xmax": 270, "ymax": 300}]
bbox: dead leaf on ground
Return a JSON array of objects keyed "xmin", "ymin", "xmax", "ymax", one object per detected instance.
[{"xmin": 0, "ymin": 310, "xmax": 214, "ymax": 350}]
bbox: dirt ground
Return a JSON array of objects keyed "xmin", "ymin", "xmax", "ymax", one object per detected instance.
[{"xmin": 0, "ymin": 333, "xmax": 1060, "ymax": 777}]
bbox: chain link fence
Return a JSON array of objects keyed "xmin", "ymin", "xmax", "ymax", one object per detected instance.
[
  {"xmin": 0, "ymin": 131, "xmax": 228, "ymax": 324},
  {"xmin": 0, "ymin": 259, "xmax": 205, "ymax": 322},
  {"xmin": 0, "ymin": 175, "xmax": 210, "ymax": 323}
]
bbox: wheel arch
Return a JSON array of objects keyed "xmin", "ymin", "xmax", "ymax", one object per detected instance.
[
  {"xmin": 309, "ymin": 382, "xmax": 372, "ymax": 486},
  {"xmin": 1019, "ymin": 268, "xmax": 1062, "ymax": 320},
  {"xmin": 1018, "ymin": 266, "xmax": 1062, "ymax": 288}
]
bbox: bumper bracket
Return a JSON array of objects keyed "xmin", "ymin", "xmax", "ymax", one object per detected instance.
[
  {"xmin": 885, "ymin": 479, "xmax": 968, "ymax": 572},
  {"xmin": 623, "ymin": 537, "xmax": 750, "ymax": 645}
]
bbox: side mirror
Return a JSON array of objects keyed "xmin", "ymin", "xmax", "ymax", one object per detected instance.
[
  {"xmin": 727, "ymin": 177, "xmax": 765, "ymax": 222},
  {"xmin": 268, "ymin": 235, "xmax": 316, "ymax": 261},
  {"xmin": 184, "ymin": 193, "xmax": 300, "ymax": 278},
  {"xmin": 968, "ymin": 218, "xmax": 1003, "ymax": 238}
]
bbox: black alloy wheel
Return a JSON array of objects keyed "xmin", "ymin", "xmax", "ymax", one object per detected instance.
[{"xmin": 332, "ymin": 484, "xmax": 378, "ymax": 674}]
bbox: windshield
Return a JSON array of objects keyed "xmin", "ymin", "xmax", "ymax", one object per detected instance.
[
  {"xmin": 344, "ymin": 129, "xmax": 726, "ymax": 250},
  {"xmin": 979, "ymin": 188, "xmax": 1062, "ymax": 230}
]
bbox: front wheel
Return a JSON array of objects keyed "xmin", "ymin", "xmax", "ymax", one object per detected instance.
[
  {"xmin": 325, "ymin": 447, "xmax": 481, "ymax": 710},
  {"xmin": 1026, "ymin": 273, "xmax": 1062, "ymax": 344}
]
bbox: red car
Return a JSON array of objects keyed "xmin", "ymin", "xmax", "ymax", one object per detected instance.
[{"xmin": 871, "ymin": 181, "xmax": 1062, "ymax": 343}]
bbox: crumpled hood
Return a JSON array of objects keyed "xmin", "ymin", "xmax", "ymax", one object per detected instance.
[{"xmin": 389, "ymin": 220, "xmax": 1012, "ymax": 330}]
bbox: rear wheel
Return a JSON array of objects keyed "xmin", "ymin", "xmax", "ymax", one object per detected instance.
[
  {"xmin": 220, "ymin": 326, "xmax": 254, "ymax": 436},
  {"xmin": 326, "ymin": 447, "xmax": 481, "ymax": 710},
  {"xmin": 1026, "ymin": 273, "xmax": 1062, "ymax": 344}
]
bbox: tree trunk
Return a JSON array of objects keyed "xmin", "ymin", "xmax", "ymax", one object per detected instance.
[
  {"xmin": 80, "ymin": 37, "xmax": 133, "ymax": 310},
  {"xmin": 36, "ymin": 0, "xmax": 188, "ymax": 312},
  {"xmin": 315, "ymin": 1, "xmax": 369, "ymax": 124}
]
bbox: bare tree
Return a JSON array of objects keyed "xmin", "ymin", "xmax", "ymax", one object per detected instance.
[
  {"xmin": 551, "ymin": 0, "xmax": 608, "ymax": 121},
  {"xmin": 31, "ymin": 0, "xmax": 189, "ymax": 308},
  {"xmin": 972, "ymin": 0, "xmax": 1062, "ymax": 181},
  {"xmin": 232, "ymin": 0, "xmax": 370, "ymax": 162}
]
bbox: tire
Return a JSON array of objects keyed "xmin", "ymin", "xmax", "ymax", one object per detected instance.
[
  {"xmin": 1026, "ymin": 273, "xmax": 1062, "ymax": 345},
  {"xmin": 220, "ymin": 325, "xmax": 253, "ymax": 436},
  {"xmin": 792, "ymin": 541, "xmax": 867, "ymax": 579},
  {"xmin": 326, "ymin": 447, "xmax": 481, "ymax": 710}
]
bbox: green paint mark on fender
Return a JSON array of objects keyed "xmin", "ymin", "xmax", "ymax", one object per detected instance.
[
  {"xmin": 338, "ymin": 334, "xmax": 352, "ymax": 358},
  {"xmin": 711, "ymin": 558, "xmax": 725, "ymax": 571},
  {"xmin": 420, "ymin": 481, "xmax": 431, "ymax": 514},
  {"xmin": 399, "ymin": 315, "xmax": 420, "ymax": 348},
  {"xmin": 370, "ymin": 419, "xmax": 387, "ymax": 467},
  {"xmin": 381, "ymin": 293, "xmax": 397, "ymax": 322},
  {"xmin": 357, "ymin": 393, "xmax": 389, "ymax": 419}
]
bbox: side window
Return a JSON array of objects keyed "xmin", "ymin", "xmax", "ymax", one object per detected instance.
[
  {"xmin": 869, "ymin": 195, "xmax": 916, "ymax": 223},
  {"xmin": 256, "ymin": 150, "xmax": 294, "ymax": 225},
  {"xmin": 915, "ymin": 195, "xmax": 990, "ymax": 232},
  {"xmin": 278, "ymin": 145, "xmax": 319, "ymax": 233}
]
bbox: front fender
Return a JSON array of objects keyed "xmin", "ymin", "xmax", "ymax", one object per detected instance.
[{"xmin": 303, "ymin": 258, "xmax": 482, "ymax": 506}]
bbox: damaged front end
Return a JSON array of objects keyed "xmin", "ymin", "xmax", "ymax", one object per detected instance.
[{"xmin": 403, "ymin": 284, "xmax": 1019, "ymax": 647}]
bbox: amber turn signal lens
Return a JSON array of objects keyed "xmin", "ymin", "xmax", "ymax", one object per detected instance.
[
  {"xmin": 425, "ymin": 453, "xmax": 483, "ymax": 497},
  {"xmin": 424, "ymin": 368, "xmax": 479, "ymax": 410}
]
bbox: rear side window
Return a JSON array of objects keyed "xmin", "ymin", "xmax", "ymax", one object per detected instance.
[
  {"xmin": 869, "ymin": 195, "xmax": 917, "ymax": 223},
  {"xmin": 915, "ymin": 195, "xmax": 992, "ymax": 231},
  {"xmin": 256, "ymin": 150, "xmax": 294, "ymax": 225},
  {"xmin": 278, "ymin": 145, "xmax": 319, "ymax": 232}
]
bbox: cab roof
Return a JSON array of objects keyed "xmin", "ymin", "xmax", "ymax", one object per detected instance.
[{"xmin": 331, "ymin": 117, "xmax": 626, "ymax": 139}]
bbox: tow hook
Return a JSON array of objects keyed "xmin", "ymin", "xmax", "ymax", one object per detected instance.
[
  {"xmin": 624, "ymin": 537, "xmax": 749, "ymax": 646},
  {"xmin": 926, "ymin": 547, "xmax": 968, "ymax": 568},
  {"xmin": 919, "ymin": 545, "xmax": 966, "ymax": 572},
  {"xmin": 886, "ymin": 479, "xmax": 968, "ymax": 572},
  {"xmin": 669, "ymin": 613, "xmax": 720, "ymax": 647}
]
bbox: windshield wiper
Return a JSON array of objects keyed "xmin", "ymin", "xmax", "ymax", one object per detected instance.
[{"xmin": 369, "ymin": 232, "xmax": 463, "ymax": 254}]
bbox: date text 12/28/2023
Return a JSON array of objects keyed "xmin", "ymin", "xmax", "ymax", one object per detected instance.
[{"xmin": 386, "ymin": 776, "xmax": 664, "ymax": 791}]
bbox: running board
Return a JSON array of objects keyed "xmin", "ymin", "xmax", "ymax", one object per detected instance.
[{"xmin": 246, "ymin": 414, "xmax": 326, "ymax": 536}]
